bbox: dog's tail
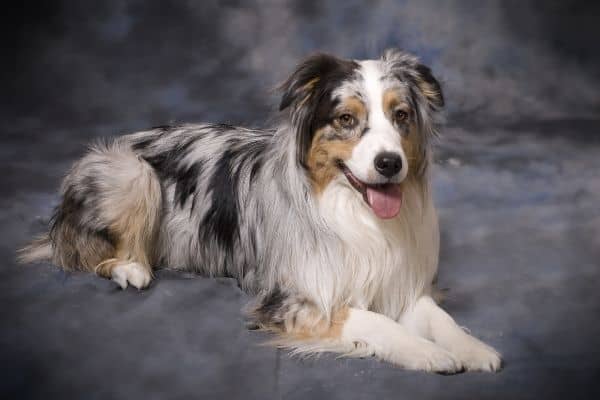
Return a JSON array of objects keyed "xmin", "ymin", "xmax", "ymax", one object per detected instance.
[{"xmin": 17, "ymin": 234, "xmax": 53, "ymax": 264}]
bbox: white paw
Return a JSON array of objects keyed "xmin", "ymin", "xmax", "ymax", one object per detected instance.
[
  {"xmin": 111, "ymin": 262, "xmax": 152, "ymax": 290},
  {"xmin": 389, "ymin": 338, "xmax": 464, "ymax": 374},
  {"xmin": 450, "ymin": 335, "xmax": 502, "ymax": 372}
]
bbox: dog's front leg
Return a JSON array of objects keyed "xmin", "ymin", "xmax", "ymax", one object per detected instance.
[
  {"xmin": 252, "ymin": 291, "xmax": 463, "ymax": 373},
  {"xmin": 401, "ymin": 296, "xmax": 502, "ymax": 372},
  {"xmin": 341, "ymin": 308, "xmax": 464, "ymax": 373}
]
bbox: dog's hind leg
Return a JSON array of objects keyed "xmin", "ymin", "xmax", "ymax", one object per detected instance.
[
  {"xmin": 92, "ymin": 144, "xmax": 162, "ymax": 289},
  {"xmin": 22, "ymin": 140, "xmax": 162, "ymax": 289}
]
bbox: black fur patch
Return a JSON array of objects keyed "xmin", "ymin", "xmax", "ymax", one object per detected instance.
[
  {"xmin": 174, "ymin": 160, "xmax": 203, "ymax": 209},
  {"xmin": 201, "ymin": 149, "xmax": 240, "ymax": 253},
  {"xmin": 279, "ymin": 53, "xmax": 358, "ymax": 167},
  {"xmin": 249, "ymin": 156, "xmax": 263, "ymax": 183},
  {"xmin": 201, "ymin": 136, "xmax": 267, "ymax": 259},
  {"xmin": 141, "ymin": 133, "xmax": 203, "ymax": 209},
  {"xmin": 414, "ymin": 63, "xmax": 444, "ymax": 108},
  {"xmin": 138, "ymin": 124, "xmax": 245, "ymax": 210},
  {"xmin": 141, "ymin": 137, "xmax": 197, "ymax": 176},
  {"xmin": 253, "ymin": 287, "xmax": 288, "ymax": 328},
  {"xmin": 240, "ymin": 139, "xmax": 268, "ymax": 185},
  {"xmin": 49, "ymin": 173, "xmax": 115, "ymax": 267},
  {"xmin": 131, "ymin": 136, "xmax": 156, "ymax": 152},
  {"xmin": 50, "ymin": 175, "xmax": 103, "ymax": 237},
  {"xmin": 132, "ymin": 125, "xmax": 173, "ymax": 151}
]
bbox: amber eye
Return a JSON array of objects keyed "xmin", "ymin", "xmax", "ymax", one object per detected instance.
[
  {"xmin": 394, "ymin": 109, "xmax": 408, "ymax": 123},
  {"xmin": 337, "ymin": 113, "xmax": 356, "ymax": 128}
]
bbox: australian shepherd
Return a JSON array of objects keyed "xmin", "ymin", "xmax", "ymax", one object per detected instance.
[{"xmin": 20, "ymin": 49, "xmax": 502, "ymax": 373}]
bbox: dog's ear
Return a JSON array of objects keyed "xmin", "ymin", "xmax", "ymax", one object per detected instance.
[
  {"xmin": 279, "ymin": 54, "xmax": 357, "ymax": 166},
  {"xmin": 279, "ymin": 53, "xmax": 344, "ymax": 112},
  {"xmin": 413, "ymin": 63, "xmax": 444, "ymax": 109},
  {"xmin": 382, "ymin": 48, "xmax": 444, "ymax": 110}
]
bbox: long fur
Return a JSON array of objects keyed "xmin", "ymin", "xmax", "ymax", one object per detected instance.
[{"xmin": 20, "ymin": 49, "xmax": 502, "ymax": 373}]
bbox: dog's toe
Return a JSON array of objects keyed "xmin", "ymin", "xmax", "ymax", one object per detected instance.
[
  {"xmin": 451, "ymin": 336, "xmax": 503, "ymax": 372},
  {"xmin": 111, "ymin": 262, "xmax": 152, "ymax": 290},
  {"xmin": 393, "ymin": 339, "xmax": 464, "ymax": 374}
]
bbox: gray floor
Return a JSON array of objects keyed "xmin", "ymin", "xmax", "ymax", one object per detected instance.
[{"xmin": 2, "ymin": 122, "xmax": 599, "ymax": 399}]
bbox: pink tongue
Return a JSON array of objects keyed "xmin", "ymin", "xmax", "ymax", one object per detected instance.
[{"xmin": 366, "ymin": 185, "xmax": 403, "ymax": 219}]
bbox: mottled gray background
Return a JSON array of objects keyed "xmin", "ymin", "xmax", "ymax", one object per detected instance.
[{"xmin": 2, "ymin": 1, "xmax": 600, "ymax": 399}]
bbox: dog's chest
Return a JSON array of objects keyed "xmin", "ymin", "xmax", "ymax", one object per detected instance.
[{"xmin": 319, "ymin": 182, "xmax": 439, "ymax": 318}]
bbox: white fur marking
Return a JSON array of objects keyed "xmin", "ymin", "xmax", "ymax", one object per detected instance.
[
  {"xmin": 401, "ymin": 296, "xmax": 502, "ymax": 372},
  {"xmin": 111, "ymin": 262, "xmax": 152, "ymax": 290},
  {"xmin": 341, "ymin": 308, "xmax": 463, "ymax": 373},
  {"xmin": 317, "ymin": 176, "xmax": 438, "ymax": 318},
  {"xmin": 344, "ymin": 60, "xmax": 408, "ymax": 184}
]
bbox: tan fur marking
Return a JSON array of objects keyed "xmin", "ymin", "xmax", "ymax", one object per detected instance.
[
  {"xmin": 402, "ymin": 126, "xmax": 424, "ymax": 179},
  {"xmin": 16, "ymin": 236, "xmax": 53, "ymax": 264},
  {"xmin": 307, "ymin": 129, "xmax": 359, "ymax": 194},
  {"xmin": 382, "ymin": 89, "xmax": 409, "ymax": 119},
  {"xmin": 306, "ymin": 96, "xmax": 366, "ymax": 194},
  {"xmin": 302, "ymin": 77, "xmax": 320, "ymax": 91},
  {"xmin": 314, "ymin": 306, "xmax": 348, "ymax": 340},
  {"xmin": 283, "ymin": 306, "xmax": 349, "ymax": 341},
  {"xmin": 108, "ymin": 190, "xmax": 159, "ymax": 268},
  {"xmin": 294, "ymin": 78, "xmax": 321, "ymax": 109},
  {"xmin": 382, "ymin": 89, "xmax": 425, "ymax": 178},
  {"xmin": 94, "ymin": 258, "xmax": 120, "ymax": 278},
  {"xmin": 383, "ymin": 90, "xmax": 399, "ymax": 116},
  {"xmin": 341, "ymin": 96, "xmax": 367, "ymax": 121},
  {"xmin": 88, "ymin": 147, "xmax": 162, "ymax": 279},
  {"xmin": 54, "ymin": 225, "xmax": 115, "ymax": 271},
  {"xmin": 297, "ymin": 310, "xmax": 347, "ymax": 341}
]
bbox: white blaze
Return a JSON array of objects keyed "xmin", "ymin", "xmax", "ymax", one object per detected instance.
[{"xmin": 344, "ymin": 60, "xmax": 408, "ymax": 184}]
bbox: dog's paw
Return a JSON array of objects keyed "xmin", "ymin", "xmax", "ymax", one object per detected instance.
[
  {"xmin": 450, "ymin": 335, "xmax": 502, "ymax": 372},
  {"xmin": 389, "ymin": 338, "xmax": 464, "ymax": 374},
  {"xmin": 111, "ymin": 262, "xmax": 152, "ymax": 290}
]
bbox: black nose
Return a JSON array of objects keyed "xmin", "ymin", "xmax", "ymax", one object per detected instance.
[{"xmin": 374, "ymin": 152, "xmax": 402, "ymax": 177}]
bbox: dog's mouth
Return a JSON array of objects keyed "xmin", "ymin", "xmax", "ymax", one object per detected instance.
[{"xmin": 338, "ymin": 162, "xmax": 403, "ymax": 219}]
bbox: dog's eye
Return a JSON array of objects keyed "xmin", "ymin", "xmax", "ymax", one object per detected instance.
[
  {"xmin": 394, "ymin": 110, "xmax": 408, "ymax": 123},
  {"xmin": 337, "ymin": 114, "xmax": 356, "ymax": 128}
]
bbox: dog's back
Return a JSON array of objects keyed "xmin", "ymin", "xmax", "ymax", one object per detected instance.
[{"xmin": 19, "ymin": 124, "xmax": 272, "ymax": 289}]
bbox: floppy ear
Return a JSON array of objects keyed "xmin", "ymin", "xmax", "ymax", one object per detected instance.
[
  {"xmin": 413, "ymin": 63, "xmax": 444, "ymax": 109},
  {"xmin": 279, "ymin": 54, "xmax": 357, "ymax": 166},
  {"xmin": 382, "ymin": 48, "xmax": 444, "ymax": 110},
  {"xmin": 279, "ymin": 54, "xmax": 343, "ymax": 112}
]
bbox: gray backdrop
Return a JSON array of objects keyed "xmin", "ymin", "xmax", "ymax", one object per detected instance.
[{"xmin": 2, "ymin": 1, "xmax": 600, "ymax": 399}]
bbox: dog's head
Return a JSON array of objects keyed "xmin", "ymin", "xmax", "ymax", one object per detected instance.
[{"xmin": 279, "ymin": 49, "xmax": 444, "ymax": 219}]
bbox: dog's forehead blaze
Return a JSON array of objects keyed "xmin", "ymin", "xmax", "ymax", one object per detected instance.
[{"xmin": 306, "ymin": 126, "xmax": 359, "ymax": 194}]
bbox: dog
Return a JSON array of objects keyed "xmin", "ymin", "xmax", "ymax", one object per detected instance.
[{"xmin": 20, "ymin": 49, "xmax": 502, "ymax": 373}]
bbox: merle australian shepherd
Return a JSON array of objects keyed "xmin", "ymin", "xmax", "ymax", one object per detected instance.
[{"xmin": 20, "ymin": 49, "xmax": 502, "ymax": 373}]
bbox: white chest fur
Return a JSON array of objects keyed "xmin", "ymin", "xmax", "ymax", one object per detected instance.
[{"xmin": 317, "ymin": 176, "xmax": 439, "ymax": 320}]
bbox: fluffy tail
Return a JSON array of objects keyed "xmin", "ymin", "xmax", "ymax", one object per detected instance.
[{"xmin": 17, "ymin": 235, "xmax": 53, "ymax": 264}]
